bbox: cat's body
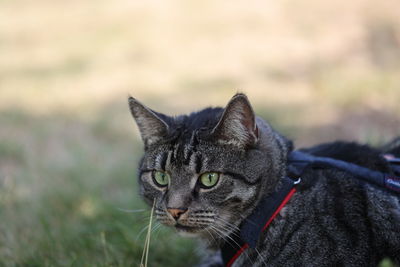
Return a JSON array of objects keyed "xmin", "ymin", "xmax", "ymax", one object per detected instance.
[
  {"xmin": 129, "ymin": 94, "xmax": 400, "ymax": 266},
  {"xmin": 229, "ymin": 142, "xmax": 400, "ymax": 267}
]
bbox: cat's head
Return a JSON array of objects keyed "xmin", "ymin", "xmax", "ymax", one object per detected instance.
[{"xmin": 128, "ymin": 94, "xmax": 290, "ymax": 240}]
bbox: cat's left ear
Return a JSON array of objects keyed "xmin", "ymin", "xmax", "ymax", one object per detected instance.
[
  {"xmin": 128, "ymin": 97, "xmax": 170, "ymax": 148},
  {"xmin": 211, "ymin": 93, "xmax": 258, "ymax": 148}
]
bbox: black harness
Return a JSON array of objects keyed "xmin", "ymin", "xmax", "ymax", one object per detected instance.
[{"xmin": 221, "ymin": 151, "xmax": 400, "ymax": 267}]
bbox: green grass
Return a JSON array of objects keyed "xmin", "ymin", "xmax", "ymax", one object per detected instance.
[{"xmin": 0, "ymin": 109, "xmax": 197, "ymax": 266}]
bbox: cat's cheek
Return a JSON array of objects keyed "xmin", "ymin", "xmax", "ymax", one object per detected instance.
[
  {"xmin": 197, "ymin": 179, "xmax": 235, "ymax": 206},
  {"xmin": 139, "ymin": 180, "xmax": 163, "ymax": 206},
  {"xmin": 139, "ymin": 187, "xmax": 155, "ymax": 206}
]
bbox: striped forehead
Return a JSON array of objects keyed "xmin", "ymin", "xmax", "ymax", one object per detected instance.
[{"xmin": 150, "ymin": 143, "xmax": 204, "ymax": 174}]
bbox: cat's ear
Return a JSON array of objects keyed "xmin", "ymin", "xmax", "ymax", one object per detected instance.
[
  {"xmin": 211, "ymin": 93, "xmax": 258, "ymax": 148},
  {"xmin": 128, "ymin": 97, "xmax": 170, "ymax": 147}
]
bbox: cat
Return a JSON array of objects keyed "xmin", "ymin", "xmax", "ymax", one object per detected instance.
[{"xmin": 128, "ymin": 93, "xmax": 400, "ymax": 267}]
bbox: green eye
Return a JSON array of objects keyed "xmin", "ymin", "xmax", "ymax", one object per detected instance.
[
  {"xmin": 199, "ymin": 172, "xmax": 219, "ymax": 188},
  {"xmin": 153, "ymin": 171, "xmax": 170, "ymax": 187}
]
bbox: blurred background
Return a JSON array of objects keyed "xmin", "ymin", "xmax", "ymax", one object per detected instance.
[{"xmin": 0, "ymin": 0, "xmax": 399, "ymax": 265}]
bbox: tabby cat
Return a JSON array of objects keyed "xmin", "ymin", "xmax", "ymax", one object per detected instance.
[{"xmin": 128, "ymin": 93, "xmax": 400, "ymax": 266}]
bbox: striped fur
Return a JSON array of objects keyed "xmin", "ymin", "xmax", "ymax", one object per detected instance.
[{"xmin": 129, "ymin": 94, "xmax": 400, "ymax": 266}]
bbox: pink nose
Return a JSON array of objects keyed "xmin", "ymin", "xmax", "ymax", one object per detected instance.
[{"xmin": 167, "ymin": 208, "xmax": 187, "ymax": 219}]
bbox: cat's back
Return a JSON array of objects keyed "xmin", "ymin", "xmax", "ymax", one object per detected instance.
[{"xmin": 242, "ymin": 142, "xmax": 400, "ymax": 267}]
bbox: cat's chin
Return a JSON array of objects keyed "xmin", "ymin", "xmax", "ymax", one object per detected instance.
[
  {"xmin": 176, "ymin": 230, "xmax": 200, "ymax": 237},
  {"xmin": 174, "ymin": 224, "xmax": 204, "ymax": 237}
]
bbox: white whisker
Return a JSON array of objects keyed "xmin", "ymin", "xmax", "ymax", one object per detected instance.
[{"xmin": 117, "ymin": 207, "xmax": 146, "ymax": 213}]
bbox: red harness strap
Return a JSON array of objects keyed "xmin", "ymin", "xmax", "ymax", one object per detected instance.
[{"xmin": 226, "ymin": 188, "xmax": 297, "ymax": 267}]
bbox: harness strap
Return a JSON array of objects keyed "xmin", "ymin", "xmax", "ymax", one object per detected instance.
[
  {"xmin": 289, "ymin": 151, "xmax": 400, "ymax": 193},
  {"xmin": 221, "ymin": 176, "xmax": 299, "ymax": 266},
  {"xmin": 384, "ymin": 154, "xmax": 400, "ymax": 177}
]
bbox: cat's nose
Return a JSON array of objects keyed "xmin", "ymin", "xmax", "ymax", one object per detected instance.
[{"xmin": 167, "ymin": 207, "xmax": 188, "ymax": 220}]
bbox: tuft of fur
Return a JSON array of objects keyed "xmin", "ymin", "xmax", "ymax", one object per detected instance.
[{"xmin": 129, "ymin": 94, "xmax": 400, "ymax": 266}]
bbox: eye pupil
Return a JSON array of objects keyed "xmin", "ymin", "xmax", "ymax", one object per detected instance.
[{"xmin": 153, "ymin": 171, "xmax": 169, "ymax": 187}]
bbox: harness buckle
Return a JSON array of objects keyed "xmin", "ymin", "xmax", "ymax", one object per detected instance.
[{"xmin": 293, "ymin": 177, "xmax": 302, "ymax": 185}]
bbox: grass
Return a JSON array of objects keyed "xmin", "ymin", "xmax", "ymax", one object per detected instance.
[{"xmin": 0, "ymin": 109, "xmax": 198, "ymax": 266}]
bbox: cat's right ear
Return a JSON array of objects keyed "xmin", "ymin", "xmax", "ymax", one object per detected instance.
[
  {"xmin": 211, "ymin": 93, "xmax": 258, "ymax": 149},
  {"xmin": 128, "ymin": 97, "xmax": 170, "ymax": 147}
]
